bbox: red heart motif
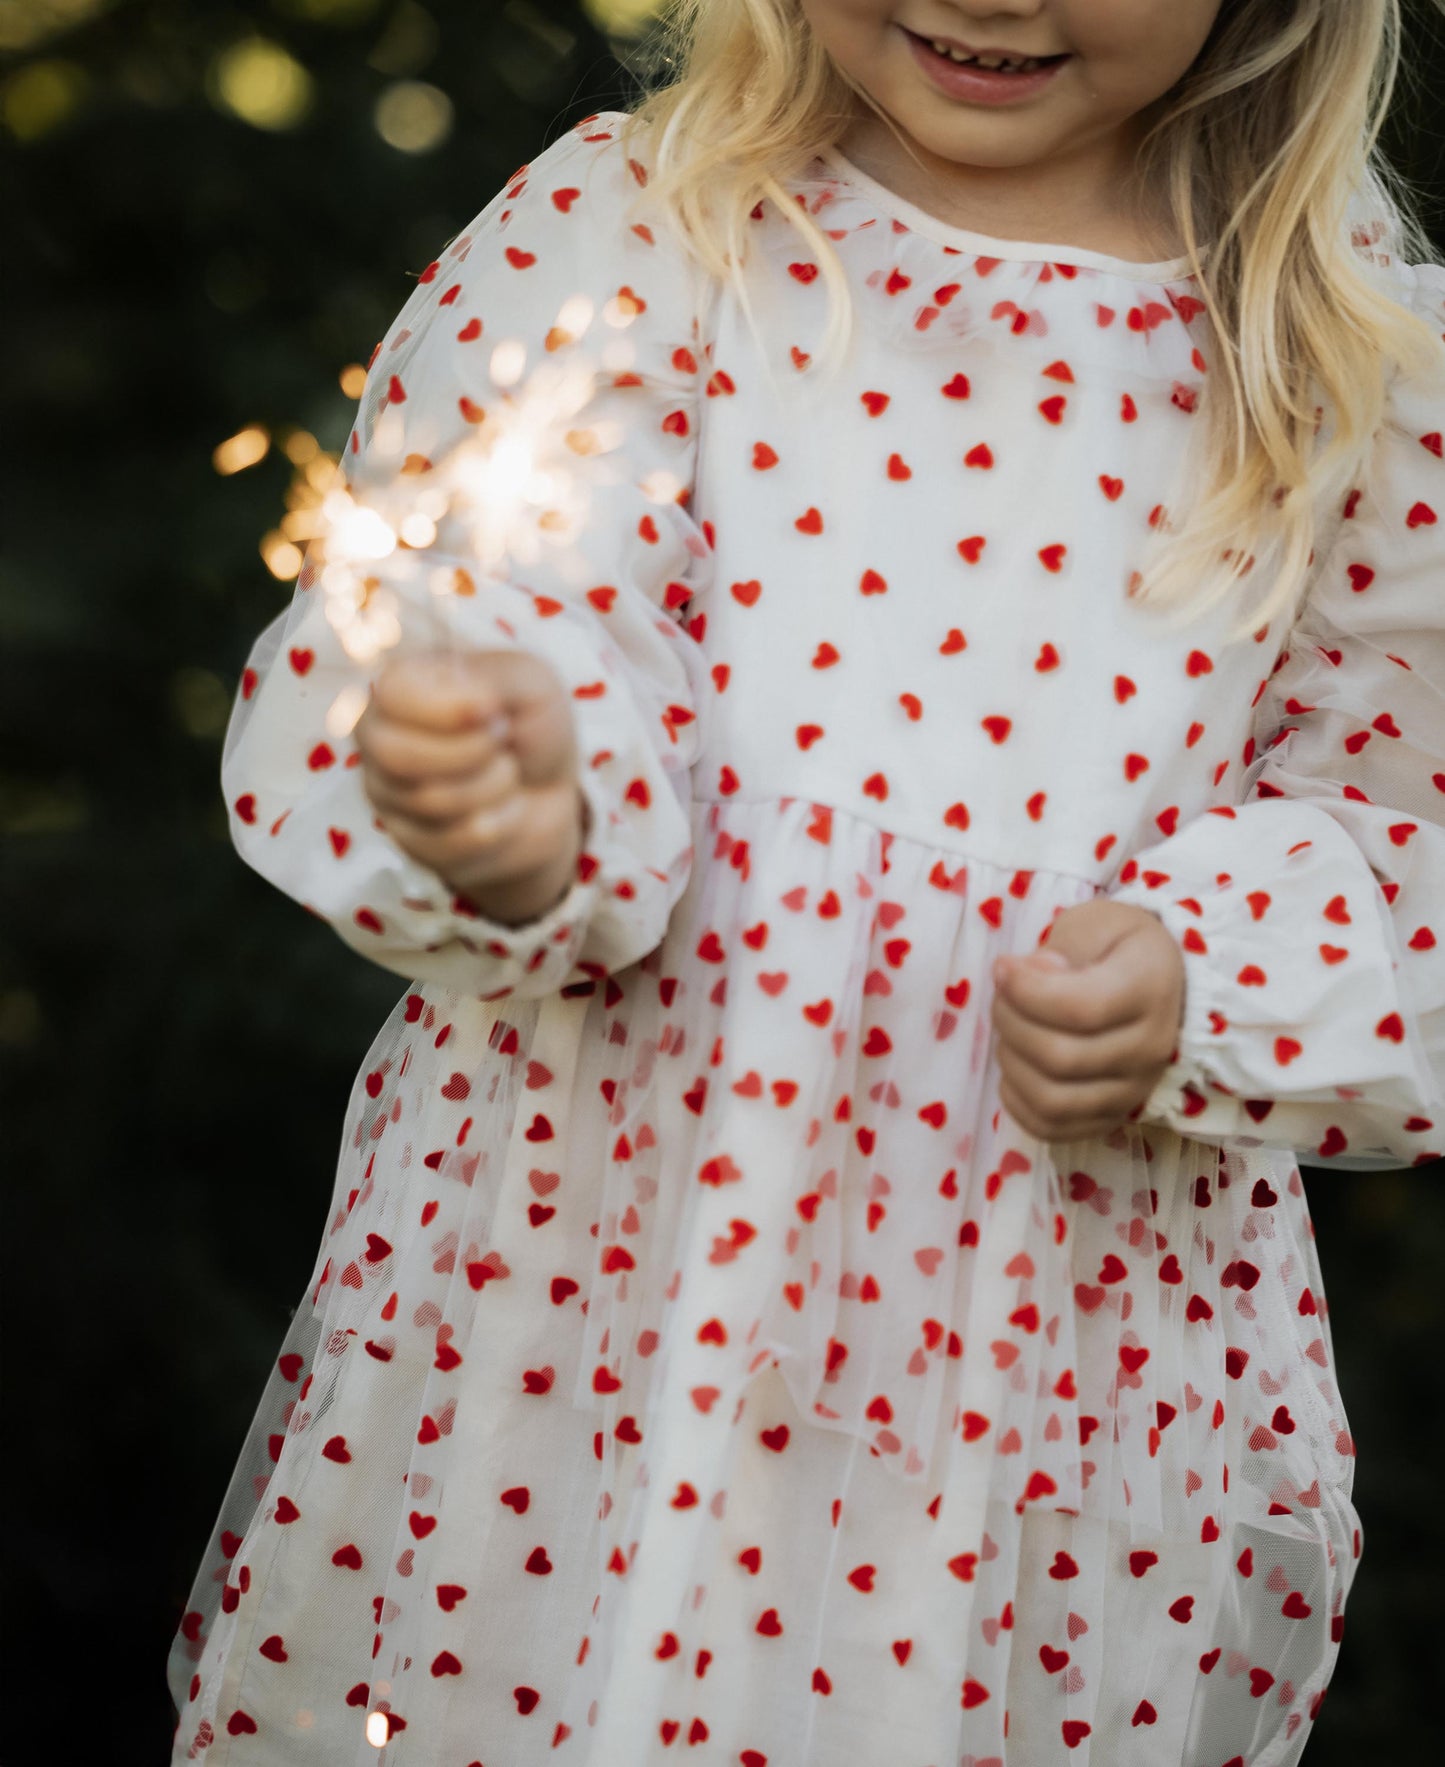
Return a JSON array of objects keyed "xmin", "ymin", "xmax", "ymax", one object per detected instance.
[
  {"xmin": 752, "ymin": 442, "xmax": 778, "ymax": 470},
  {"xmin": 957, "ymin": 535, "xmax": 986, "ymax": 564},
  {"xmin": 942, "ymin": 374, "xmax": 971, "ymax": 399},
  {"xmin": 861, "ymin": 391, "xmax": 890, "ymax": 415},
  {"xmin": 504, "ymin": 246, "xmax": 536, "ymax": 269},
  {"xmin": 860, "ymin": 568, "xmax": 888, "ymax": 594},
  {"xmin": 795, "ymin": 507, "xmax": 824, "ymax": 535}
]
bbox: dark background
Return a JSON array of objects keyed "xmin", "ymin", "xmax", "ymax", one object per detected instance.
[{"xmin": 1, "ymin": 2, "xmax": 1441, "ymax": 1761}]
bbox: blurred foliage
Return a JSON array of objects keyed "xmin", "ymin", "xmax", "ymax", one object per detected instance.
[{"xmin": 0, "ymin": 1, "xmax": 1439, "ymax": 1762}]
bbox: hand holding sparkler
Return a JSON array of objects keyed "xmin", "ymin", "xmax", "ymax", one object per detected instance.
[{"xmin": 355, "ymin": 645, "xmax": 591, "ymax": 926}]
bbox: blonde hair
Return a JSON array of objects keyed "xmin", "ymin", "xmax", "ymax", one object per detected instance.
[{"xmin": 618, "ymin": 0, "xmax": 1445, "ymax": 644}]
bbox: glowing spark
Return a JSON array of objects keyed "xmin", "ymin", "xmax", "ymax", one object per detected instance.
[{"xmin": 294, "ymin": 291, "xmax": 621, "ymax": 706}]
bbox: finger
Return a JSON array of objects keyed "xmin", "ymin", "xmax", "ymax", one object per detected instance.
[
  {"xmin": 362, "ymin": 714, "xmax": 512, "ymax": 784},
  {"xmin": 370, "ymin": 653, "xmax": 509, "ymax": 732},
  {"xmin": 364, "ymin": 750, "xmax": 520, "ymax": 827},
  {"xmin": 996, "ymin": 1060, "xmax": 1132, "ymax": 1145},
  {"xmin": 990, "ymin": 986, "xmax": 1143, "ymax": 1085},
  {"xmin": 995, "ymin": 956, "xmax": 1140, "ymax": 1036},
  {"xmin": 373, "ymin": 794, "xmax": 531, "ymax": 877}
]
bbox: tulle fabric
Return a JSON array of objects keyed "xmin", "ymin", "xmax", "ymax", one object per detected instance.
[
  {"xmin": 167, "ymin": 110, "xmax": 1444, "ymax": 1766},
  {"xmin": 169, "ymin": 800, "xmax": 1359, "ymax": 1765}
]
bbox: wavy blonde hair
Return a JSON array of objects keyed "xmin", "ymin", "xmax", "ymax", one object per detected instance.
[{"xmin": 617, "ymin": 0, "xmax": 1445, "ymax": 644}]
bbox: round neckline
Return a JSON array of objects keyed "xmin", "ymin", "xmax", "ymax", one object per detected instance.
[{"xmin": 818, "ymin": 146, "xmax": 1200, "ymax": 282}]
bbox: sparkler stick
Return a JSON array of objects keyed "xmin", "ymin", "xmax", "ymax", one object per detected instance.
[{"xmin": 288, "ymin": 289, "xmax": 638, "ymax": 748}]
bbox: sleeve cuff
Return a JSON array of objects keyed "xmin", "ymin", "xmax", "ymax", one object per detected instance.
[
  {"xmin": 373, "ymin": 768, "xmax": 612, "ymax": 1000},
  {"xmin": 1121, "ymin": 891, "xmax": 1250, "ymax": 1138}
]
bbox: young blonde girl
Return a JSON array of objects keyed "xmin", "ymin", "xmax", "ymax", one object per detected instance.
[{"xmin": 170, "ymin": 3, "xmax": 1444, "ymax": 1763}]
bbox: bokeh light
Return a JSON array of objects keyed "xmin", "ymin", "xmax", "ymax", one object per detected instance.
[
  {"xmin": 581, "ymin": 0, "xmax": 665, "ymax": 36},
  {"xmin": 171, "ymin": 667, "xmax": 232, "ymax": 741},
  {"xmin": 274, "ymin": 0, "xmax": 384, "ymax": 22},
  {"xmin": 212, "ymin": 424, "xmax": 271, "ymax": 476},
  {"xmin": 260, "ymin": 531, "xmax": 305, "ymax": 580},
  {"xmin": 209, "ymin": 38, "xmax": 315, "ymax": 132},
  {"xmin": 1, "ymin": 59, "xmax": 89, "ymax": 141},
  {"xmin": 0, "ymin": 0, "xmax": 110, "ymax": 53},
  {"xmin": 339, "ymin": 363, "xmax": 369, "ymax": 398},
  {"xmin": 373, "ymin": 78, "xmax": 452, "ymax": 153}
]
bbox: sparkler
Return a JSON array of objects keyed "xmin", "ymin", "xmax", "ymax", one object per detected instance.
[{"xmin": 278, "ymin": 289, "xmax": 643, "ymax": 743}]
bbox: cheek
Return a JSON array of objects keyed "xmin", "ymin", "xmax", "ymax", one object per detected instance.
[
  {"xmin": 800, "ymin": 0, "xmax": 895, "ymax": 69},
  {"xmin": 1062, "ymin": 0, "xmax": 1222, "ymax": 95}
]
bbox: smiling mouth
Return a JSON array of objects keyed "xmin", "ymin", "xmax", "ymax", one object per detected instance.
[{"xmin": 902, "ymin": 28, "xmax": 1071, "ymax": 72}]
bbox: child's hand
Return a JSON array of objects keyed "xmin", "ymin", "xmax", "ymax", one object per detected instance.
[
  {"xmin": 988, "ymin": 900, "xmax": 1187, "ymax": 1145},
  {"xmin": 355, "ymin": 647, "xmax": 587, "ymax": 909}
]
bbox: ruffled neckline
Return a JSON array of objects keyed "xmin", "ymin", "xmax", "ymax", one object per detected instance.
[{"xmin": 817, "ymin": 146, "xmax": 1202, "ymax": 284}]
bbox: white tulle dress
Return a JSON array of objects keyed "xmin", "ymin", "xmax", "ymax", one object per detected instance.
[{"xmin": 169, "ymin": 110, "xmax": 1445, "ymax": 1767}]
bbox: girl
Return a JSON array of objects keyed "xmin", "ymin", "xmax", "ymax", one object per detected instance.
[{"xmin": 169, "ymin": 2, "xmax": 1445, "ymax": 1762}]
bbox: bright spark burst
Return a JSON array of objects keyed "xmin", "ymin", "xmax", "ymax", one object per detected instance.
[{"xmin": 300, "ymin": 292, "xmax": 632, "ymax": 688}]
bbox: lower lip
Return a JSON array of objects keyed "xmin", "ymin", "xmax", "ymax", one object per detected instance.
[{"xmin": 905, "ymin": 31, "xmax": 1070, "ymax": 104}]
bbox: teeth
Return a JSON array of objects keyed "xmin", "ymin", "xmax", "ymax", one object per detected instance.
[{"xmin": 929, "ymin": 41, "xmax": 1043, "ymax": 71}]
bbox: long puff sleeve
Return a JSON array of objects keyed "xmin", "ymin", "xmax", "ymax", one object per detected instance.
[
  {"xmin": 1108, "ymin": 260, "xmax": 1445, "ymax": 1170},
  {"xmin": 219, "ymin": 115, "xmax": 714, "ymax": 1002}
]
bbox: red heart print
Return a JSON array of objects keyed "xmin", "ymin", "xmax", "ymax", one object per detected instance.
[
  {"xmin": 861, "ymin": 391, "xmax": 890, "ymax": 415},
  {"xmin": 504, "ymin": 246, "xmax": 536, "ymax": 269}
]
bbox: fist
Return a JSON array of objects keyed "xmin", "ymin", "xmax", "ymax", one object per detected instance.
[
  {"xmin": 355, "ymin": 646, "xmax": 588, "ymax": 907},
  {"xmin": 989, "ymin": 899, "xmax": 1187, "ymax": 1145}
]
